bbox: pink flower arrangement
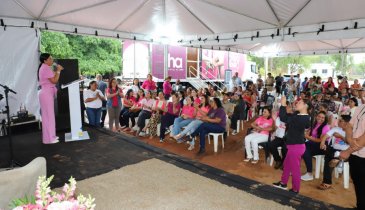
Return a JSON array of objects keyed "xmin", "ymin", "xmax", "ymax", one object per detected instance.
[{"xmin": 11, "ymin": 176, "xmax": 95, "ymax": 210}]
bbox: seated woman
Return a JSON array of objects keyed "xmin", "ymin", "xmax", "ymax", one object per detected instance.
[
  {"xmin": 230, "ymin": 94, "xmax": 245, "ymax": 135},
  {"xmin": 124, "ymin": 89, "xmax": 144, "ymax": 132},
  {"xmin": 244, "ymin": 107, "xmax": 274, "ymax": 164},
  {"xmin": 189, "ymin": 97, "xmax": 227, "ymax": 155},
  {"xmin": 141, "ymin": 92, "xmax": 167, "ymax": 138},
  {"xmin": 301, "ymin": 111, "xmax": 330, "ymax": 181},
  {"xmin": 170, "ymin": 96, "xmax": 196, "ymax": 139},
  {"xmin": 119, "ymin": 89, "xmax": 135, "ymax": 129},
  {"xmin": 318, "ymin": 115, "xmax": 351, "ymax": 190},
  {"xmin": 191, "ymin": 89, "xmax": 201, "ymax": 105},
  {"xmin": 135, "ymin": 91, "xmax": 154, "ymax": 136},
  {"xmin": 173, "ymin": 95, "xmax": 210, "ymax": 148},
  {"xmin": 159, "ymin": 93, "xmax": 181, "ymax": 142},
  {"xmin": 84, "ymin": 81, "xmax": 106, "ymax": 127}
]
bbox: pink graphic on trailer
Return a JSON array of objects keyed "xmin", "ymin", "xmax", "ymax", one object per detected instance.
[
  {"xmin": 228, "ymin": 52, "xmax": 245, "ymax": 78},
  {"xmin": 201, "ymin": 49, "xmax": 228, "ymax": 80},
  {"xmin": 168, "ymin": 45, "xmax": 186, "ymax": 79},
  {"xmin": 151, "ymin": 44, "xmax": 165, "ymax": 79}
]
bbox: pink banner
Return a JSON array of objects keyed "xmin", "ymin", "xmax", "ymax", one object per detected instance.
[
  {"xmin": 167, "ymin": 45, "xmax": 186, "ymax": 79},
  {"xmin": 201, "ymin": 49, "xmax": 228, "ymax": 80},
  {"xmin": 228, "ymin": 52, "xmax": 246, "ymax": 78},
  {"xmin": 151, "ymin": 44, "xmax": 165, "ymax": 79}
]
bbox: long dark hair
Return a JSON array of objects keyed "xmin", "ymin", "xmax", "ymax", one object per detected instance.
[
  {"xmin": 212, "ymin": 97, "xmax": 223, "ymax": 108},
  {"xmin": 108, "ymin": 78, "xmax": 116, "ymax": 89},
  {"xmin": 38, "ymin": 53, "xmax": 51, "ymax": 81},
  {"xmin": 126, "ymin": 89, "xmax": 133, "ymax": 100},
  {"xmin": 136, "ymin": 90, "xmax": 144, "ymax": 102},
  {"xmin": 310, "ymin": 111, "xmax": 328, "ymax": 138},
  {"xmin": 199, "ymin": 94, "xmax": 210, "ymax": 108}
]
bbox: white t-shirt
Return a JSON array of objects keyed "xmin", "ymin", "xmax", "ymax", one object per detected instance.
[
  {"xmin": 130, "ymin": 85, "xmax": 139, "ymax": 94},
  {"xmin": 326, "ymin": 127, "xmax": 349, "ymax": 151},
  {"xmin": 275, "ymin": 117, "xmax": 286, "ymax": 138},
  {"xmin": 84, "ymin": 89, "xmax": 104, "ymax": 109}
]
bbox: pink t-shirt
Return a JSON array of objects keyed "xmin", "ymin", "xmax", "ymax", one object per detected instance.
[
  {"xmin": 163, "ymin": 81, "xmax": 172, "ymax": 95},
  {"xmin": 255, "ymin": 116, "xmax": 274, "ymax": 135},
  {"xmin": 181, "ymin": 105, "xmax": 195, "ymax": 119},
  {"xmin": 39, "ymin": 64, "xmax": 55, "ymax": 89},
  {"xmin": 141, "ymin": 80, "xmax": 157, "ymax": 91},
  {"xmin": 140, "ymin": 98, "xmax": 154, "ymax": 112},
  {"xmin": 311, "ymin": 123, "xmax": 330, "ymax": 139},
  {"xmin": 197, "ymin": 106, "xmax": 210, "ymax": 118},
  {"xmin": 194, "ymin": 97, "xmax": 201, "ymax": 105}
]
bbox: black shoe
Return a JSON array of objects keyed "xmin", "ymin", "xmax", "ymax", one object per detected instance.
[
  {"xmin": 273, "ymin": 181, "xmax": 288, "ymax": 190},
  {"xmin": 288, "ymin": 189, "xmax": 299, "ymax": 194},
  {"xmin": 196, "ymin": 148, "xmax": 206, "ymax": 155},
  {"xmin": 274, "ymin": 161, "xmax": 283, "ymax": 170}
]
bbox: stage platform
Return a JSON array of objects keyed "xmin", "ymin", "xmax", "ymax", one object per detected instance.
[{"xmin": 0, "ymin": 127, "xmax": 346, "ymax": 210}]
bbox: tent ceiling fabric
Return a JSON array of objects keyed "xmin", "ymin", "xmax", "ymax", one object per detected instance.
[{"xmin": 1, "ymin": 0, "xmax": 365, "ymax": 56}]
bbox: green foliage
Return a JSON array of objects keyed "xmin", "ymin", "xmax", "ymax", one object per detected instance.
[
  {"xmin": 41, "ymin": 31, "xmax": 122, "ymax": 76},
  {"xmin": 9, "ymin": 195, "xmax": 36, "ymax": 209}
]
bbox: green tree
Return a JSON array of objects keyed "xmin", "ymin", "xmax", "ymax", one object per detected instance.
[{"xmin": 40, "ymin": 31, "xmax": 122, "ymax": 76}]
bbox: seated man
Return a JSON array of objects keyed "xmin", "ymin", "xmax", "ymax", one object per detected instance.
[{"xmin": 318, "ymin": 115, "xmax": 351, "ymax": 190}]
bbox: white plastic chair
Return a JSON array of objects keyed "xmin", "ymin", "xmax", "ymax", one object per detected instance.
[
  {"xmin": 334, "ymin": 161, "xmax": 350, "ymax": 189},
  {"xmin": 207, "ymin": 133, "xmax": 225, "ymax": 153},
  {"xmin": 313, "ymin": 155, "xmax": 325, "ymax": 179},
  {"xmin": 269, "ymin": 147, "xmax": 282, "ymax": 166}
]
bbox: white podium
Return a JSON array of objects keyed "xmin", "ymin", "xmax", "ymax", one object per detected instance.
[{"xmin": 61, "ymin": 79, "xmax": 90, "ymax": 142}]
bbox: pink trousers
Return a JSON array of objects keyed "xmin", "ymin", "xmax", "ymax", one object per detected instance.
[{"xmin": 39, "ymin": 87, "xmax": 56, "ymax": 144}]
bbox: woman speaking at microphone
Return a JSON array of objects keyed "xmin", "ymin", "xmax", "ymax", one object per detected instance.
[{"xmin": 38, "ymin": 53, "xmax": 63, "ymax": 144}]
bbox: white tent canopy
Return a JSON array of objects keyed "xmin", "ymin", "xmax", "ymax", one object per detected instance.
[{"xmin": 1, "ymin": 0, "xmax": 365, "ymax": 55}]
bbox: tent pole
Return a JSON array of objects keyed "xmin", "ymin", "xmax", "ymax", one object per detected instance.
[
  {"xmin": 133, "ymin": 40, "xmax": 136, "ymax": 79},
  {"xmin": 264, "ymin": 56, "xmax": 268, "ymax": 80}
]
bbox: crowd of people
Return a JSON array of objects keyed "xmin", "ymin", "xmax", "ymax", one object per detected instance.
[{"xmin": 37, "ymin": 53, "xmax": 365, "ymax": 209}]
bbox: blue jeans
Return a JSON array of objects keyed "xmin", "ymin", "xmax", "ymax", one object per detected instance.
[
  {"xmin": 171, "ymin": 117, "xmax": 193, "ymax": 136},
  {"xmin": 191, "ymin": 122, "xmax": 226, "ymax": 149},
  {"xmin": 86, "ymin": 107, "xmax": 102, "ymax": 127},
  {"xmin": 303, "ymin": 141, "xmax": 325, "ymax": 173},
  {"xmin": 179, "ymin": 119, "xmax": 203, "ymax": 137}
]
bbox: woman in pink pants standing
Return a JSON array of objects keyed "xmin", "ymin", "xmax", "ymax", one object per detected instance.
[{"xmin": 38, "ymin": 53, "xmax": 63, "ymax": 144}]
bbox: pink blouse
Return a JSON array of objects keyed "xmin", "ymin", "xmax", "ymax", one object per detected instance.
[
  {"xmin": 141, "ymin": 80, "xmax": 157, "ymax": 91},
  {"xmin": 39, "ymin": 64, "xmax": 55, "ymax": 89}
]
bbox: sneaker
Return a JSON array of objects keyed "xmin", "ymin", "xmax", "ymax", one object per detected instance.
[
  {"xmin": 121, "ymin": 125, "xmax": 127, "ymax": 129},
  {"xmin": 188, "ymin": 144, "xmax": 195, "ymax": 151},
  {"xmin": 231, "ymin": 130, "xmax": 238, "ymax": 135},
  {"xmin": 132, "ymin": 126, "xmax": 139, "ymax": 131},
  {"xmin": 176, "ymin": 138, "xmax": 184, "ymax": 144},
  {"xmin": 196, "ymin": 148, "xmax": 206, "ymax": 155},
  {"xmin": 139, "ymin": 132, "xmax": 146, "ymax": 137},
  {"xmin": 159, "ymin": 138, "xmax": 164, "ymax": 143},
  {"xmin": 243, "ymin": 158, "xmax": 252, "ymax": 162},
  {"xmin": 251, "ymin": 159, "xmax": 259, "ymax": 164},
  {"xmin": 165, "ymin": 129, "xmax": 171, "ymax": 135},
  {"xmin": 301, "ymin": 173, "xmax": 314, "ymax": 181},
  {"xmin": 288, "ymin": 189, "xmax": 299, "ymax": 194},
  {"xmin": 273, "ymin": 181, "xmax": 288, "ymax": 190}
]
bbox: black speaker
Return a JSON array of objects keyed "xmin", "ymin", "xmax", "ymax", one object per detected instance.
[{"xmin": 54, "ymin": 59, "xmax": 79, "ymax": 131}]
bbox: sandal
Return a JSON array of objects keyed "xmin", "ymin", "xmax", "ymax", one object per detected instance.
[
  {"xmin": 317, "ymin": 183, "xmax": 332, "ymax": 190},
  {"xmin": 329, "ymin": 159, "xmax": 340, "ymax": 168}
]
